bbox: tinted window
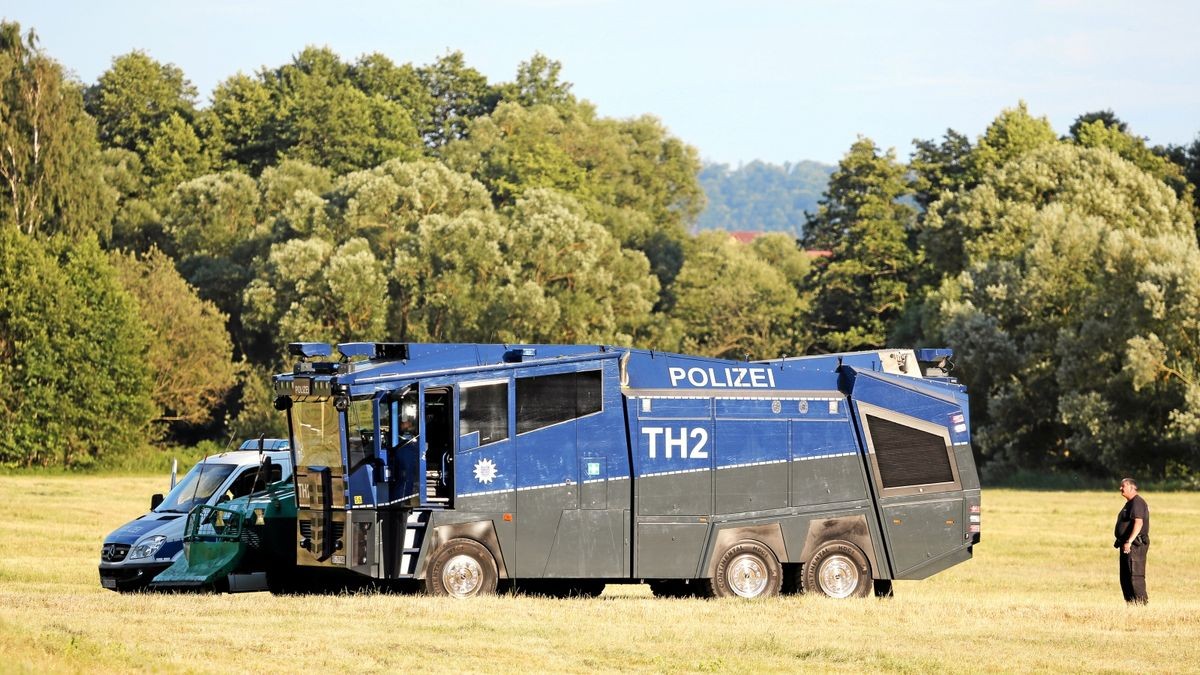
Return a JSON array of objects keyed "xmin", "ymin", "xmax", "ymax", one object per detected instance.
[
  {"xmin": 345, "ymin": 397, "xmax": 375, "ymax": 469},
  {"xmin": 867, "ymin": 415, "xmax": 954, "ymax": 488},
  {"xmin": 154, "ymin": 463, "xmax": 237, "ymax": 513},
  {"xmin": 460, "ymin": 382, "xmax": 509, "ymax": 446},
  {"xmin": 517, "ymin": 371, "xmax": 602, "ymax": 434}
]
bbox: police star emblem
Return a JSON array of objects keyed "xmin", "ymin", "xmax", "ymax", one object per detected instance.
[{"xmin": 473, "ymin": 458, "xmax": 498, "ymax": 484}]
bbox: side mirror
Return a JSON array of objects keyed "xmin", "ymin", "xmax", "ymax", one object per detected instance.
[{"xmin": 151, "ymin": 493, "xmax": 164, "ymax": 510}]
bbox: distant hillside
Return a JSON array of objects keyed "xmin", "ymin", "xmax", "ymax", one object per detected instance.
[{"xmin": 695, "ymin": 160, "xmax": 835, "ymax": 236}]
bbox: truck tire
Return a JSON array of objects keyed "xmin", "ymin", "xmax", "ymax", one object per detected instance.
[
  {"xmin": 426, "ymin": 538, "xmax": 498, "ymax": 598},
  {"xmin": 802, "ymin": 540, "xmax": 871, "ymax": 599},
  {"xmin": 708, "ymin": 540, "xmax": 782, "ymax": 599}
]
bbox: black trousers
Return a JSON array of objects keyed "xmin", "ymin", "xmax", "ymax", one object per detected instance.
[{"xmin": 1119, "ymin": 544, "xmax": 1149, "ymax": 604}]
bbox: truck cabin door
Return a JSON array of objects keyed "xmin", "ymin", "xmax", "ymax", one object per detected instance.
[
  {"xmin": 377, "ymin": 386, "xmax": 420, "ymax": 508},
  {"xmin": 344, "ymin": 395, "xmax": 383, "ymax": 509},
  {"xmin": 421, "ymin": 386, "xmax": 455, "ymax": 506}
]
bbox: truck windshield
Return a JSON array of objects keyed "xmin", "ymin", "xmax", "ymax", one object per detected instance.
[
  {"xmin": 292, "ymin": 400, "xmax": 343, "ymax": 469},
  {"xmin": 154, "ymin": 463, "xmax": 238, "ymax": 513}
]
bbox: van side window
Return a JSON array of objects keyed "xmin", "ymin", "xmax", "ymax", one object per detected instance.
[
  {"xmin": 227, "ymin": 463, "xmax": 283, "ymax": 500},
  {"xmin": 517, "ymin": 370, "xmax": 602, "ymax": 434},
  {"xmin": 460, "ymin": 382, "xmax": 509, "ymax": 446}
]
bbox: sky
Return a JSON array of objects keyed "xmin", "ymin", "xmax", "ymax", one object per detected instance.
[{"xmin": 5, "ymin": 1, "xmax": 1199, "ymax": 166}]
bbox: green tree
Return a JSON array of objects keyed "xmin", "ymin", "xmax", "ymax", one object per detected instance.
[
  {"xmin": 268, "ymin": 47, "xmax": 423, "ymax": 174},
  {"xmin": 389, "ymin": 210, "xmax": 512, "ymax": 343},
  {"xmin": 112, "ymin": 247, "xmax": 237, "ymax": 430},
  {"xmin": 0, "ymin": 230, "xmax": 154, "ymax": 467},
  {"xmin": 910, "ymin": 129, "xmax": 974, "ymax": 211},
  {"xmin": 499, "ymin": 53, "xmax": 576, "ymax": 108},
  {"xmin": 445, "ymin": 101, "xmax": 704, "ymax": 301},
  {"xmin": 207, "ymin": 73, "xmax": 275, "ymax": 172},
  {"xmin": 924, "ymin": 142, "xmax": 1200, "ymax": 478},
  {"xmin": 669, "ymin": 231, "xmax": 802, "ymax": 359},
  {"xmin": 0, "ymin": 22, "xmax": 113, "ymax": 238},
  {"xmin": 163, "ymin": 170, "xmax": 269, "ymax": 357},
  {"xmin": 1067, "ymin": 109, "xmax": 1127, "ymax": 140},
  {"xmin": 258, "ymin": 159, "xmax": 333, "ymax": 239},
  {"xmin": 495, "ymin": 189, "xmax": 659, "ymax": 344},
  {"xmin": 417, "ymin": 51, "xmax": 499, "ymax": 149},
  {"xmin": 350, "ymin": 52, "xmax": 435, "ymax": 143},
  {"xmin": 242, "ymin": 235, "xmax": 389, "ymax": 354},
  {"xmin": 1162, "ymin": 133, "xmax": 1200, "ymax": 220},
  {"xmin": 970, "ymin": 101, "xmax": 1058, "ymax": 179},
  {"xmin": 918, "ymin": 103, "xmax": 1058, "ymax": 282},
  {"xmin": 101, "ymin": 148, "xmax": 167, "ymax": 253},
  {"xmin": 803, "ymin": 138, "xmax": 918, "ymax": 352},
  {"xmin": 85, "ymin": 51, "xmax": 197, "ymax": 155},
  {"xmin": 142, "ymin": 112, "xmax": 209, "ymax": 199},
  {"xmin": 1071, "ymin": 117, "xmax": 1191, "ymax": 201},
  {"xmin": 227, "ymin": 364, "xmax": 288, "ymax": 439}
]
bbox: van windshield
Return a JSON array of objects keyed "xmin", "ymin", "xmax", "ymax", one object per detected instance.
[{"xmin": 154, "ymin": 463, "xmax": 237, "ymax": 513}]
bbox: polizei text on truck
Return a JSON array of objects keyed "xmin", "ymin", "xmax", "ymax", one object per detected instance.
[{"xmin": 273, "ymin": 343, "xmax": 981, "ymax": 598}]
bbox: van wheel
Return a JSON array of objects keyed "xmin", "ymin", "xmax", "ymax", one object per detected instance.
[
  {"xmin": 426, "ymin": 538, "xmax": 498, "ymax": 598},
  {"xmin": 708, "ymin": 540, "xmax": 782, "ymax": 599},
  {"xmin": 802, "ymin": 540, "xmax": 871, "ymax": 598}
]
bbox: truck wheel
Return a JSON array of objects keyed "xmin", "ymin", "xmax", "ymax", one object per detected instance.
[
  {"xmin": 709, "ymin": 540, "xmax": 782, "ymax": 599},
  {"xmin": 802, "ymin": 540, "xmax": 871, "ymax": 599},
  {"xmin": 426, "ymin": 538, "xmax": 498, "ymax": 598}
]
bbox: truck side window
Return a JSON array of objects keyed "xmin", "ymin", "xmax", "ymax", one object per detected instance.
[
  {"xmin": 460, "ymin": 381, "xmax": 508, "ymax": 446},
  {"xmin": 517, "ymin": 370, "xmax": 602, "ymax": 434},
  {"xmin": 866, "ymin": 414, "xmax": 955, "ymax": 488}
]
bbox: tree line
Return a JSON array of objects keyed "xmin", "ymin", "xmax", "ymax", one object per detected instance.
[
  {"xmin": 696, "ymin": 160, "xmax": 835, "ymax": 236},
  {"xmin": 2, "ymin": 21, "xmax": 1198, "ymax": 481}
]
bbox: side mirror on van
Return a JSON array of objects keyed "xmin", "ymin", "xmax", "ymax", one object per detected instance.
[{"xmin": 151, "ymin": 493, "xmax": 164, "ymax": 510}]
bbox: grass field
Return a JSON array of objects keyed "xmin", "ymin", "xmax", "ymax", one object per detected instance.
[{"xmin": 1, "ymin": 476, "xmax": 1197, "ymax": 674}]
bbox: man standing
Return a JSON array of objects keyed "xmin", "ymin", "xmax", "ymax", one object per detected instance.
[{"xmin": 1114, "ymin": 478, "xmax": 1150, "ymax": 604}]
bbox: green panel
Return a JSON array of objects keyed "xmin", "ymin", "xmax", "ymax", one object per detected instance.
[
  {"xmin": 151, "ymin": 541, "xmax": 242, "ymax": 587},
  {"xmin": 882, "ymin": 496, "xmax": 965, "ymax": 577},
  {"xmin": 637, "ymin": 472, "xmax": 711, "ymax": 516},
  {"xmin": 514, "ymin": 486, "xmax": 574, "ymax": 576},
  {"xmin": 544, "ymin": 509, "xmax": 626, "ymax": 577},
  {"xmin": 714, "ymin": 464, "xmax": 788, "ymax": 514},
  {"xmin": 791, "ymin": 454, "xmax": 870, "ymax": 506},
  {"xmin": 635, "ymin": 522, "xmax": 709, "ymax": 578}
]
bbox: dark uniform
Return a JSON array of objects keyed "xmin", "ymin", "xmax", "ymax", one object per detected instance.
[{"xmin": 1114, "ymin": 494, "xmax": 1150, "ymax": 604}]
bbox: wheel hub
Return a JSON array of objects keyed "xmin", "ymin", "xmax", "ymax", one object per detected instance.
[
  {"xmin": 818, "ymin": 554, "xmax": 859, "ymax": 598},
  {"xmin": 443, "ymin": 554, "xmax": 483, "ymax": 597},
  {"xmin": 727, "ymin": 553, "xmax": 768, "ymax": 597}
]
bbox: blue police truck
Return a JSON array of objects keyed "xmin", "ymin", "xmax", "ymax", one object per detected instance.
[{"xmin": 273, "ymin": 343, "xmax": 981, "ymax": 599}]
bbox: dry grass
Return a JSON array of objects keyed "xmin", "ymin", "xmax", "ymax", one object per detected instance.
[{"xmin": 1, "ymin": 476, "xmax": 1198, "ymax": 673}]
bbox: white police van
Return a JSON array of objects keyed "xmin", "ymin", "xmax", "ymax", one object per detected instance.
[{"xmin": 98, "ymin": 439, "xmax": 291, "ymax": 591}]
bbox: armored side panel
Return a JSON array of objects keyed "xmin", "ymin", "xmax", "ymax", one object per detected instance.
[{"xmin": 845, "ymin": 368, "xmax": 979, "ymax": 579}]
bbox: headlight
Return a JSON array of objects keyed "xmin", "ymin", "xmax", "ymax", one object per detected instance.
[{"xmin": 128, "ymin": 535, "xmax": 167, "ymax": 560}]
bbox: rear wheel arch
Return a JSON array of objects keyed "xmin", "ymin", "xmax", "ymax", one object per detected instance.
[{"xmin": 414, "ymin": 519, "xmax": 508, "ymax": 580}]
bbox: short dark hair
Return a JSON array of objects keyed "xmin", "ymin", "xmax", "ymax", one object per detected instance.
[{"xmin": 1120, "ymin": 477, "xmax": 1138, "ymax": 490}]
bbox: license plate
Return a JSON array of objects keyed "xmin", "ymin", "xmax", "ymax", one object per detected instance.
[
  {"xmin": 101, "ymin": 577, "xmax": 117, "ymax": 589},
  {"xmin": 332, "ymin": 554, "xmax": 346, "ymax": 565}
]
